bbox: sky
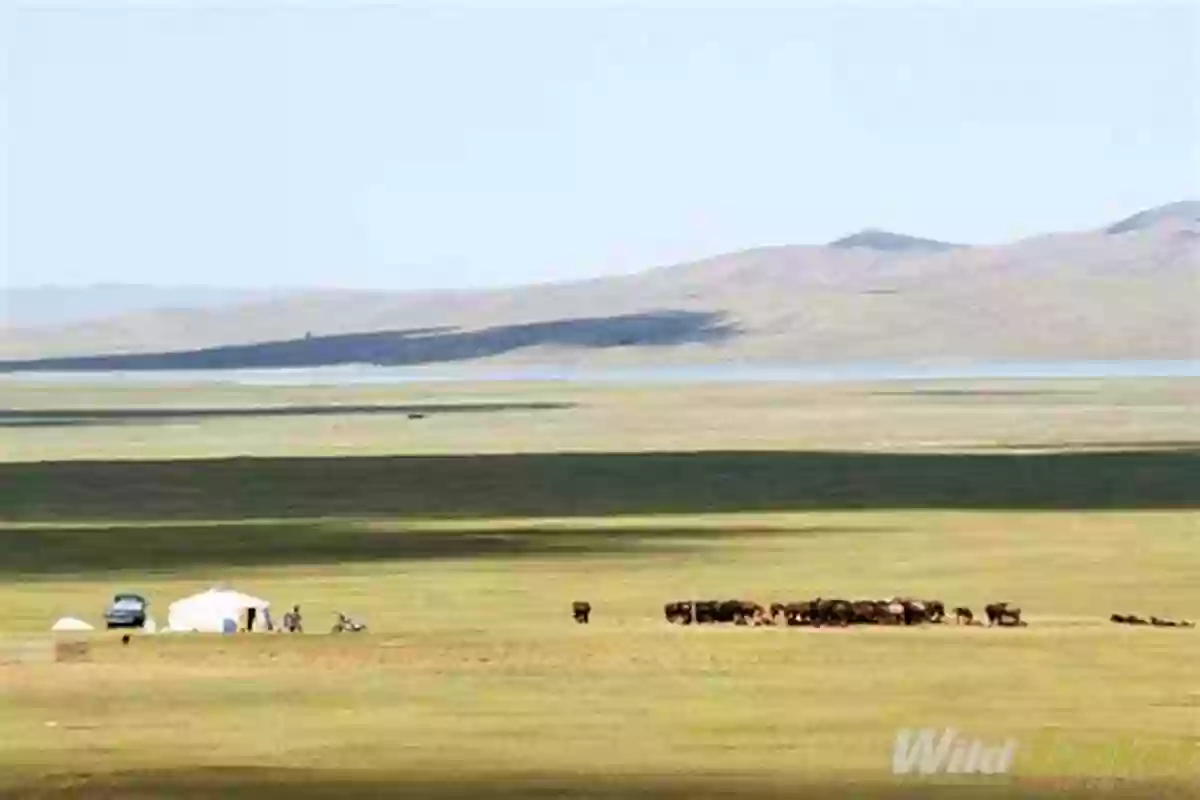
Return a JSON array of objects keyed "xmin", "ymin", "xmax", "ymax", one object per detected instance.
[{"xmin": 4, "ymin": 1, "xmax": 1198, "ymax": 290}]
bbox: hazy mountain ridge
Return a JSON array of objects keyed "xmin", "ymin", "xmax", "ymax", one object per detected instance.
[{"xmin": 2, "ymin": 202, "xmax": 1197, "ymax": 366}]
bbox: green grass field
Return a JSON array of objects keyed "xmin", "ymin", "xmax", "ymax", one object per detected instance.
[{"xmin": 1, "ymin": 378, "xmax": 1197, "ymax": 798}]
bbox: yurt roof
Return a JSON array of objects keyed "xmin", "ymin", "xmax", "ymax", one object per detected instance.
[
  {"xmin": 168, "ymin": 588, "xmax": 270, "ymax": 612},
  {"xmin": 51, "ymin": 617, "xmax": 95, "ymax": 631}
]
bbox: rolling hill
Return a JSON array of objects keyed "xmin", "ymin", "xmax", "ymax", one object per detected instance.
[{"xmin": 1, "ymin": 202, "xmax": 1197, "ymax": 368}]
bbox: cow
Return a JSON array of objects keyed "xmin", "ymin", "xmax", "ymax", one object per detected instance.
[
  {"xmin": 903, "ymin": 599, "xmax": 928, "ymax": 626},
  {"xmin": 694, "ymin": 600, "xmax": 721, "ymax": 624},
  {"xmin": 1150, "ymin": 616, "xmax": 1195, "ymax": 628},
  {"xmin": 850, "ymin": 600, "xmax": 886, "ymax": 625},
  {"xmin": 986, "ymin": 602, "xmax": 1026, "ymax": 627},
  {"xmin": 882, "ymin": 600, "xmax": 907, "ymax": 625},
  {"xmin": 572, "ymin": 601, "xmax": 591, "ymax": 624},
  {"xmin": 954, "ymin": 606, "xmax": 974, "ymax": 625},
  {"xmin": 770, "ymin": 602, "xmax": 814, "ymax": 626},
  {"xmin": 887, "ymin": 597, "xmax": 928, "ymax": 626},
  {"xmin": 664, "ymin": 601, "xmax": 694, "ymax": 625},
  {"xmin": 812, "ymin": 598, "xmax": 853, "ymax": 627},
  {"xmin": 923, "ymin": 600, "xmax": 947, "ymax": 623}
]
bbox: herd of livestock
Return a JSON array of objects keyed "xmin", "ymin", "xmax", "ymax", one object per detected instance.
[
  {"xmin": 569, "ymin": 600, "xmax": 1194, "ymax": 628},
  {"xmin": 660, "ymin": 597, "xmax": 1020, "ymax": 627}
]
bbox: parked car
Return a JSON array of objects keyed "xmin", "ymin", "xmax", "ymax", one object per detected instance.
[{"xmin": 104, "ymin": 593, "xmax": 148, "ymax": 629}]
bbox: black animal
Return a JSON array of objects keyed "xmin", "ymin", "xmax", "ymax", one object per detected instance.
[
  {"xmin": 572, "ymin": 601, "xmax": 591, "ymax": 624},
  {"xmin": 954, "ymin": 606, "xmax": 974, "ymax": 625},
  {"xmin": 693, "ymin": 600, "xmax": 721, "ymax": 624},
  {"xmin": 770, "ymin": 602, "xmax": 814, "ymax": 626},
  {"xmin": 665, "ymin": 599, "xmax": 768, "ymax": 625},
  {"xmin": 667, "ymin": 599, "xmax": 696, "ymax": 623},
  {"xmin": 812, "ymin": 598, "xmax": 853, "ymax": 627},
  {"xmin": 850, "ymin": 600, "xmax": 885, "ymax": 625},
  {"xmin": 985, "ymin": 602, "xmax": 1025, "ymax": 627}
]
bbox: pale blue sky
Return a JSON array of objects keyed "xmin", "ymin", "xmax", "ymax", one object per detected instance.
[{"xmin": 5, "ymin": 2, "xmax": 1198, "ymax": 290}]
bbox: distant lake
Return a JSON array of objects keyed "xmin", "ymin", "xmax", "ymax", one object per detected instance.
[{"xmin": 1, "ymin": 360, "xmax": 1197, "ymax": 386}]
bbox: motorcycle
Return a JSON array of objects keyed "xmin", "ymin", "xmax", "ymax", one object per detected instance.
[{"xmin": 331, "ymin": 612, "xmax": 367, "ymax": 633}]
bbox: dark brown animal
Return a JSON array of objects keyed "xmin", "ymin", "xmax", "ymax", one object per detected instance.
[
  {"xmin": 770, "ymin": 602, "xmax": 814, "ymax": 626},
  {"xmin": 572, "ymin": 601, "xmax": 591, "ymax": 624},
  {"xmin": 923, "ymin": 600, "xmax": 946, "ymax": 623},
  {"xmin": 954, "ymin": 606, "xmax": 974, "ymax": 625},
  {"xmin": 888, "ymin": 597, "xmax": 929, "ymax": 626},
  {"xmin": 722, "ymin": 600, "xmax": 764, "ymax": 625},
  {"xmin": 813, "ymin": 598, "xmax": 853, "ymax": 627},
  {"xmin": 850, "ymin": 600, "xmax": 886, "ymax": 625},
  {"xmin": 664, "ymin": 601, "xmax": 694, "ymax": 624},
  {"xmin": 986, "ymin": 602, "xmax": 1025, "ymax": 627}
]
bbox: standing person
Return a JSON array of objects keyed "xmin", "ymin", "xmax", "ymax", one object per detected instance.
[{"xmin": 283, "ymin": 605, "xmax": 303, "ymax": 633}]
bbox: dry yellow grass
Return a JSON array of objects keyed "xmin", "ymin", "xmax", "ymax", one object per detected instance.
[
  {"xmin": 0, "ymin": 377, "xmax": 1196, "ymax": 462},
  {"xmin": 1, "ymin": 378, "xmax": 1197, "ymax": 798},
  {"xmin": 2, "ymin": 512, "xmax": 1198, "ymax": 798}
]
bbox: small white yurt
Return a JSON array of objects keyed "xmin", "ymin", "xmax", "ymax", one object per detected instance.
[
  {"xmin": 50, "ymin": 617, "xmax": 94, "ymax": 632},
  {"xmin": 166, "ymin": 587, "xmax": 272, "ymax": 633}
]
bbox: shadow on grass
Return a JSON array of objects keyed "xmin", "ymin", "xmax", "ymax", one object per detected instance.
[
  {"xmin": 5, "ymin": 769, "xmax": 1196, "ymax": 800},
  {"xmin": 0, "ymin": 522, "xmax": 853, "ymax": 579},
  {"xmin": 0, "ymin": 401, "xmax": 573, "ymax": 428},
  {"xmin": 1, "ymin": 450, "xmax": 1197, "ymax": 523}
]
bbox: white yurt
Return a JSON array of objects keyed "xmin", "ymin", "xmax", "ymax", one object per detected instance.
[
  {"xmin": 50, "ymin": 617, "xmax": 94, "ymax": 632},
  {"xmin": 166, "ymin": 588, "xmax": 272, "ymax": 633}
]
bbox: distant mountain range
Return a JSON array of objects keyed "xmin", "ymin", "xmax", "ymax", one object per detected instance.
[{"xmin": 2, "ymin": 201, "xmax": 1197, "ymax": 370}]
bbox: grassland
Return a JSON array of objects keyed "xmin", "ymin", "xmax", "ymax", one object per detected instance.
[{"xmin": 0, "ymin": 377, "xmax": 1197, "ymax": 798}]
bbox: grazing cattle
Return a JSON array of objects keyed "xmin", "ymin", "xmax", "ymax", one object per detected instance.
[
  {"xmin": 664, "ymin": 601, "xmax": 694, "ymax": 625},
  {"xmin": 986, "ymin": 602, "xmax": 1026, "ymax": 627},
  {"xmin": 718, "ymin": 600, "xmax": 763, "ymax": 625},
  {"xmin": 887, "ymin": 597, "xmax": 928, "ymax": 626},
  {"xmin": 572, "ymin": 601, "xmax": 591, "ymax": 624},
  {"xmin": 923, "ymin": 600, "xmax": 947, "ymax": 623},
  {"xmin": 770, "ymin": 602, "xmax": 814, "ymax": 626},
  {"xmin": 694, "ymin": 600, "xmax": 721, "ymax": 624},
  {"xmin": 850, "ymin": 600, "xmax": 886, "ymax": 625},
  {"xmin": 903, "ymin": 599, "xmax": 927, "ymax": 626},
  {"xmin": 1150, "ymin": 616, "xmax": 1195, "ymax": 628},
  {"xmin": 877, "ymin": 601, "xmax": 900, "ymax": 624},
  {"xmin": 665, "ymin": 599, "xmax": 767, "ymax": 625},
  {"xmin": 1111, "ymin": 612, "xmax": 1159, "ymax": 626},
  {"xmin": 954, "ymin": 606, "xmax": 974, "ymax": 625},
  {"xmin": 813, "ymin": 598, "xmax": 853, "ymax": 627}
]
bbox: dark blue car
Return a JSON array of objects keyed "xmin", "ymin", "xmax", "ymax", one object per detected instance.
[{"xmin": 104, "ymin": 593, "xmax": 148, "ymax": 629}]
